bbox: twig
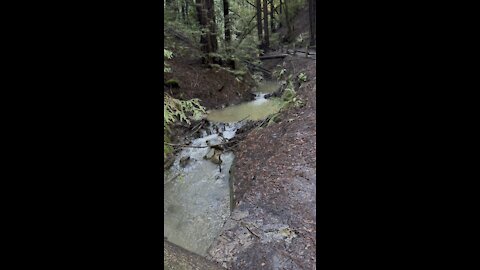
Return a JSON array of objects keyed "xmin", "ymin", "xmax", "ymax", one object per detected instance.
[
  {"xmin": 185, "ymin": 120, "xmax": 205, "ymax": 138},
  {"xmin": 166, "ymin": 138, "xmax": 239, "ymax": 149},
  {"xmin": 166, "ymin": 143, "xmax": 209, "ymax": 148},
  {"xmin": 237, "ymin": 114, "xmax": 251, "ymax": 123},
  {"xmin": 241, "ymin": 222, "xmax": 261, "ymax": 239}
]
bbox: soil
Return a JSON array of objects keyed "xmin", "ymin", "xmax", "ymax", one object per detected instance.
[{"xmin": 164, "ymin": 40, "xmax": 255, "ymax": 110}]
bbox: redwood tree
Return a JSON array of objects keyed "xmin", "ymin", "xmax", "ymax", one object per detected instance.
[
  {"xmin": 223, "ymin": 0, "xmax": 231, "ymax": 45},
  {"xmin": 309, "ymin": 0, "xmax": 316, "ymax": 45},
  {"xmin": 195, "ymin": 0, "xmax": 218, "ymax": 53},
  {"xmin": 263, "ymin": 0, "xmax": 269, "ymax": 49},
  {"xmin": 256, "ymin": 0, "xmax": 263, "ymax": 47}
]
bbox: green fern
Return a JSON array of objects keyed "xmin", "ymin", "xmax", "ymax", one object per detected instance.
[{"xmin": 164, "ymin": 94, "xmax": 206, "ymax": 158}]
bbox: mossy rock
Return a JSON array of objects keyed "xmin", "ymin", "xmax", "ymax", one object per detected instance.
[{"xmin": 165, "ymin": 79, "xmax": 180, "ymax": 88}]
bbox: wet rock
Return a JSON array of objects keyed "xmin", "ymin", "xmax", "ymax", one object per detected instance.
[
  {"xmin": 179, "ymin": 156, "xmax": 191, "ymax": 168},
  {"xmin": 203, "ymin": 148, "xmax": 223, "ymax": 165},
  {"xmin": 204, "ymin": 148, "xmax": 215, "ymax": 159}
]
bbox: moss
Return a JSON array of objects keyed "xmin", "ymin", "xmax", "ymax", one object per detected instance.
[{"xmin": 165, "ymin": 79, "xmax": 180, "ymax": 88}]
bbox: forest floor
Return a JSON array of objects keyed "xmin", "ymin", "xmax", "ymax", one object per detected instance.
[{"xmin": 164, "ymin": 45, "xmax": 255, "ymax": 110}]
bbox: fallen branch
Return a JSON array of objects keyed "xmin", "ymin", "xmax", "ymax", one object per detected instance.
[
  {"xmin": 259, "ymin": 54, "xmax": 288, "ymax": 60},
  {"xmin": 166, "ymin": 138, "xmax": 240, "ymax": 149},
  {"xmin": 185, "ymin": 120, "xmax": 206, "ymax": 138},
  {"xmin": 166, "ymin": 143, "xmax": 209, "ymax": 148},
  {"xmin": 295, "ymin": 49, "xmax": 316, "ymax": 55}
]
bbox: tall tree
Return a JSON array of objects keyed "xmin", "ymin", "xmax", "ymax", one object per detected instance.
[
  {"xmin": 223, "ymin": 0, "xmax": 231, "ymax": 45},
  {"xmin": 263, "ymin": 0, "xmax": 269, "ymax": 49},
  {"xmin": 206, "ymin": 0, "xmax": 218, "ymax": 52},
  {"xmin": 256, "ymin": 0, "xmax": 263, "ymax": 47},
  {"xmin": 181, "ymin": 1, "xmax": 186, "ymax": 21},
  {"xmin": 270, "ymin": 0, "xmax": 274, "ymax": 33},
  {"xmin": 309, "ymin": 0, "xmax": 316, "ymax": 45},
  {"xmin": 278, "ymin": 0, "xmax": 282, "ymax": 28},
  {"xmin": 184, "ymin": 0, "xmax": 190, "ymax": 23},
  {"xmin": 283, "ymin": 0, "xmax": 292, "ymax": 41},
  {"xmin": 195, "ymin": 0, "xmax": 218, "ymax": 53}
]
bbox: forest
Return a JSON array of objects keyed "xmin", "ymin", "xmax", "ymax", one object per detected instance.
[{"xmin": 164, "ymin": 0, "xmax": 316, "ymax": 269}]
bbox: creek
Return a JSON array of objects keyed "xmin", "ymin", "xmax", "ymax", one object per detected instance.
[{"xmin": 164, "ymin": 81, "xmax": 282, "ymax": 256}]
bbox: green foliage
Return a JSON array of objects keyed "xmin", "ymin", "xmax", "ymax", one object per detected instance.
[
  {"xmin": 164, "ymin": 94, "xmax": 206, "ymax": 158},
  {"xmin": 267, "ymin": 113, "xmax": 281, "ymax": 126},
  {"xmin": 165, "ymin": 79, "xmax": 180, "ymax": 88},
  {"xmin": 252, "ymin": 72, "xmax": 264, "ymax": 83},
  {"xmin": 163, "ymin": 45, "xmax": 206, "ymax": 159},
  {"xmin": 273, "ymin": 63, "xmax": 288, "ymax": 80},
  {"xmin": 164, "ymin": 95, "xmax": 206, "ymax": 127},
  {"xmin": 280, "ymin": 79, "xmax": 304, "ymax": 109},
  {"xmin": 164, "ymin": 49, "xmax": 173, "ymax": 73},
  {"xmin": 298, "ymin": 72, "xmax": 307, "ymax": 83}
]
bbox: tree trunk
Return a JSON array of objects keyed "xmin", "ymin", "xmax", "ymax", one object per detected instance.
[
  {"xmin": 263, "ymin": 0, "xmax": 269, "ymax": 50},
  {"xmin": 185, "ymin": 0, "xmax": 190, "ymax": 23},
  {"xmin": 206, "ymin": 0, "xmax": 218, "ymax": 52},
  {"xmin": 278, "ymin": 0, "xmax": 283, "ymax": 28},
  {"xmin": 309, "ymin": 0, "xmax": 316, "ymax": 45},
  {"xmin": 195, "ymin": 0, "xmax": 218, "ymax": 54},
  {"xmin": 195, "ymin": 0, "xmax": 209, "ymax": 53},
  {"xmin": 270, "ymin": 0, "xmax": 275, "ymax": 33},
  {"xmin": 256, "ymin": 0, "xmax": 263, "ymax": 48},
  {"xmin": 181, "ymin": 3, "xmax": 186, "ymax": 21},
  {"xmin": 284, "ymin": 0, "xmax": 292, "ymax": 41},
  {"xmin": 223, "ymin": 0, "xmax": 231, "ymax": 45}
]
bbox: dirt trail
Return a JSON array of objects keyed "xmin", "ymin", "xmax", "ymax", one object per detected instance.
[{"xmin": 207, "ymin": 56, "xmax": 316, "ymax": 269}]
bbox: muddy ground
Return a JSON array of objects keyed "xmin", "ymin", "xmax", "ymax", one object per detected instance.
[{"xmin": 206, "ymin": 55, "xmax": 316, "ymax": 270}]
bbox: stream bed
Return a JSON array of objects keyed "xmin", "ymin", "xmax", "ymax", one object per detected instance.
[{"xmin": 164, "ymin": 81, "xmax": 282, "ymax": 256}]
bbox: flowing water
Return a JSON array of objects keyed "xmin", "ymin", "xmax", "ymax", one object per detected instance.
[{"xmin": 164, "ymin": 81, "xmax": 282, "ymax": 256}]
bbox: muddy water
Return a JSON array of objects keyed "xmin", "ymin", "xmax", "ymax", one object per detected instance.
[
  {"xmin": 207, "ymin": 81, "xmax": 283, "ymax": 123},
  {"xmin": 207, "ymin": 97, "xmax": 283, "ymax": 123},
  {"xmin": 164, "ymin": 81, "xmax": 282, "ymax": 256}
]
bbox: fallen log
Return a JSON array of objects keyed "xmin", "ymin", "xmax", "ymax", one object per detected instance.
[
  {"xmin": 259, "ymin": 54, "xmax": 288, "ymax": 60},
  {"xmin": 286, "ymin": 49, "xmax": 316, "ymax": 55},
  {"xmin": 295, "ymin": 49, "xmax": 316, "ymax": 55},
  {"xmin": 240, "ymin": 59, "xmax": 272, "ymax": 78}
]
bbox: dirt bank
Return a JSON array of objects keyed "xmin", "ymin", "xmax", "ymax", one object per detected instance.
[
  {"xmin": 206, "ymin": 55, "xmax": 317, "ymax": 269},
  {"xmin": 164, "ymin": 45, "xmax": 255, "ymax": 110}
]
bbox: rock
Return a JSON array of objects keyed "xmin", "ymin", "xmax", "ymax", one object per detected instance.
[
  {"xmin": 204, "ymin": 148, "xmax": 215, "ymax": 160},
  {"xmin": 210, "ymin": 149, "xmax": 223, "ymax": 165},
  {"xmin": 203, "ymin": 148, "xmax": 222, "ymax": 165},
  {"xmin": 179, "ymin": 156, "xmax": 191, "ymax": 168},
  {"xmin": 165, "ymin": 79, "xmax": 180, "ymax": 88}
]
